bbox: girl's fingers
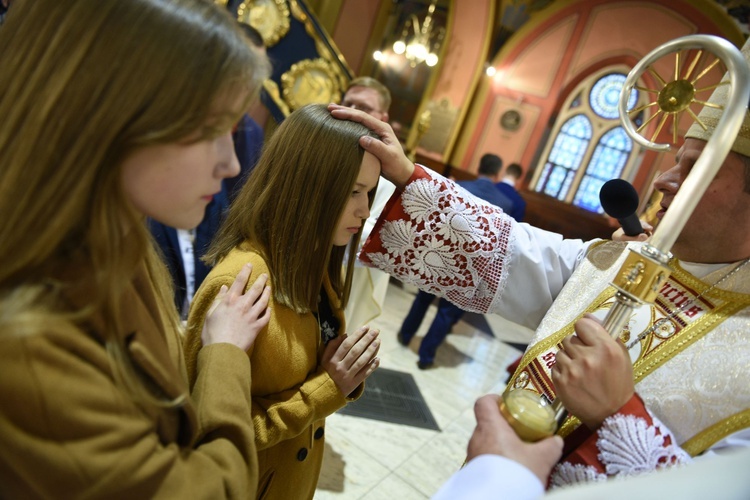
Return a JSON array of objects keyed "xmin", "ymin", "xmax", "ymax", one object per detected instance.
[
  {"xmin": 250, "ymin": 286, "xmax": 271, "ymax": 315},
  {"xmin": 207, "ymin": 284, "xmax": 228, "ymax": 316},
  {"xmin": 243, "ymin": 273, "xmax": 268, "ymax": 302},
  {"xmin": 228, "ymin": 263, "xmax": 253, "ymax": 297}
]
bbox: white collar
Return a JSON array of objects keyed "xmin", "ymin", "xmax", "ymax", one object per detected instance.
[{"xmin": 680, "ymin": 260, "xmax": 742, "ymax": 279}]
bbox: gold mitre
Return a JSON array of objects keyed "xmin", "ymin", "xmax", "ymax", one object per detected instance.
[{"xmin": 685, "ymin": 37, "xmax": 750, "ymax": 158}]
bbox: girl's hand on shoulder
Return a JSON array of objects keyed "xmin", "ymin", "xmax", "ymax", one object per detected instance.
[
  {"xmin": 202, "ymin": 263, "xmax": 271, "ymax": 352},
  {"xmin": 328, "ymin": 104, "xmax": 414, "ymax": 189},
  {"xmin": 322, "ymin": 325, "xmax": 380, "ymax": 396}
]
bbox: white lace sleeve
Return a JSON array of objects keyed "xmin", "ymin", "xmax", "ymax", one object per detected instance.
[
  {"xmin": 364, "ymin": 167, "xmax": 590, "ymax": 328},
  {"xmin": 551, "ymin": 410, "xmax": 692, "ymax": 488}
]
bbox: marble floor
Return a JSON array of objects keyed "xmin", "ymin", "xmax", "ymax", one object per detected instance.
[{"xmin": 314, "ymin": 281, "xmax": 535, "ymax": 499}]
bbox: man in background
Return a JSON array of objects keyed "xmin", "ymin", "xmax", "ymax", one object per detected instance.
[{"xmin": 496, "ymin": 162, "xmax": 526, "ymax": 221}]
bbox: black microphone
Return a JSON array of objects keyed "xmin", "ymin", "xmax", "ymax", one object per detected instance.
[{"xmin": 599, "ymin": 179, "xmax": 644, "ymax": 236}]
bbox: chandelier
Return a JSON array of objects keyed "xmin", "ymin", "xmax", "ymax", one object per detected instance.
[{"xmin": 391, "ymin": 0, "xmax": 445, "ymax": 67}]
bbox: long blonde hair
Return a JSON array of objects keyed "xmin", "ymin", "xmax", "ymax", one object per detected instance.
[
  {"xmin": 206, "ymin": 104, "xmax": 378, "ymax": 313},
  {"xmin": 0, "ymin": 0, "xmax": 269, "ymax": 404}
]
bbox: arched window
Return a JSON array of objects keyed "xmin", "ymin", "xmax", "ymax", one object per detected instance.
[
  {"xmin": 531, "ymin": 70, "xmax": 642, "ymax": 213},
  {"xmin": 534, "ymin": 115, "xmax": 592, "ymax": 200},
  {"xmin": 573, "ymin": 127, "xmax": 633, "ymax": 212}
]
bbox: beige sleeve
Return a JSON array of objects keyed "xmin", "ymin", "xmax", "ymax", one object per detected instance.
[{"xmin": 0, "ymin": 331, "xmax": 257, "ymax": 498}]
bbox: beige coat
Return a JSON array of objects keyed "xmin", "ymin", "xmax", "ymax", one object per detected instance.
[
  {"xmin": 0, "ymin": 263, "xmax": 258, "ymax": 499},
  {"xmin": 185, "ymin": 243, "xmax": 363, "ymax": 500}
]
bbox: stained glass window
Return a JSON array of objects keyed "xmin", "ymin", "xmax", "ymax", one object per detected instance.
[
  {"xmin": 589, "ymin": 73, "xmax": 638, "ymax": 119},
  {"xmin": 534, "ymin": 115, "xmax": 592, "ymax": 199},
  {"xmin": 534, "ymin": 70, "xmax": 639, "ymax": 209},
  {"xmin": 573, "ymin": 127, "xmax": 633, "ymax": 213}
]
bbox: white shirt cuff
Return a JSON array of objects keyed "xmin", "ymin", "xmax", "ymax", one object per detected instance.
[{"xmin": 432, "ymin": 454, "xmax": 544, "ymax": 500}]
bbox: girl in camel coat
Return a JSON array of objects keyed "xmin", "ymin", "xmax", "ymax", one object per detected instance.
[
  {"xmin": 0, "ymin": 0, "xmax": 272, "ymax": 497},
  {"xmin": 184, "ymin": 104, "xmax": 382, "ymax": 499}
]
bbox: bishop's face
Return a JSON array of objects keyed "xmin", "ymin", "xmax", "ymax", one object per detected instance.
[{"xmin": 653, "ymin": 138, "xmax": 750, "ymax": 263}]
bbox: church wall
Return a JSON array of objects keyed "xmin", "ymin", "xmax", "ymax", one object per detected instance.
[
  {"xmin": 331, "ymin": 0, "xmax": 385, "ymax": 75},
  {"xmin": 452, "ymin": 0, "xmax": 742, "ymax": 193}
]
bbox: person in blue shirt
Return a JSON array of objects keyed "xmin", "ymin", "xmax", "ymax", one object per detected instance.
[{"xmin": 496, "ymin": 162, "xmax": 527, "ymax": 221}]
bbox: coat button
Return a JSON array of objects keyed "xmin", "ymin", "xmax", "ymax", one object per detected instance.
[
  {"xmin": 297, "ymin": 448, "xmax": 308, "ymax": 461},
  {"xmin": 314, "ymin": 427, "xmax": 324, "ymax": 440}
]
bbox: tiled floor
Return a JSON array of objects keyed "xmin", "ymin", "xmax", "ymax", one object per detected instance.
[{"xmin": 314, "ymin": 282, "xmax": 535, "ymax": 499}]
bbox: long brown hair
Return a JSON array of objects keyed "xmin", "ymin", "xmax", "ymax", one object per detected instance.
[
  {"xmin": 206, "ymin": 104, "xmax": 378, "ymax": 313},
  {"xmin": 0, "ymin": 0, "xmax": 269, "ymax": 404}
]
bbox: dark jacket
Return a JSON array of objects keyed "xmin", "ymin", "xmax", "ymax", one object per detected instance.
[
  {"xmin": 227, "ymin": 113, "xmax": 265, "ymax": 203},
  {"xmin": 495, "ymin": 181, "xmax": 527, "ymax": 221},
  {"xmin": 149, "ymin": 190, "xmax": 229, "ymax": 311},
  {"xmin": 458, "ymin": 177, "xmax": 514, "ymax": 213}
]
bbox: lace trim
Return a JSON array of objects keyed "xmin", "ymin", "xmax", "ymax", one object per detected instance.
[
  {"xmin": 365, "ymin": 172, "xmax": 514, "ymax": 314},
  {"xmin": 597, "ymin": 413, "xmax": 692, "ymax": 476},
  {"xmin": 550, "ymin": 462, "xmax": 606, "ymax": 488},
  {"xmin": 552, "ymin": 412, "xmax": 692, "ymax": 488}
]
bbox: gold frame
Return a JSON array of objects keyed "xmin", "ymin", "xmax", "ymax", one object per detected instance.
[
  {"xmin": 237, "ymin": 0, "xmax": 291, "ymax": 48},
  {"xmin": 281, "ymin": 58, "xmax": 342, "ymax": 110},
  {"xmin": 231, "ymin": 0, "xmax": 352, "ymax": 116}
]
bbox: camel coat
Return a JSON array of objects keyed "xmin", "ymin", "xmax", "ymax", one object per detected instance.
[
  {"xmin": 184, "ymin": 243, "xmax": 363, "ymax": 500},
  {"xmin": 0, "ymin": 263, "xmax": 258, "ymax": 499}
]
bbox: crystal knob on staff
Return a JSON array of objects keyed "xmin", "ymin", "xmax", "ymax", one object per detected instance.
[{"xmin": 499, "ymin": 34, "xmax": 750, "ymax": 442}]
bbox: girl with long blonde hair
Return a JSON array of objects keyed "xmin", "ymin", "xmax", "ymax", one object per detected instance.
[
  {"xmin": 184, "ymin": 104, "xmax": 382, "ymax": 499},
  {"xmin": 0, "ymin": 0, "xmax": 272, "ymax": 496}
]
